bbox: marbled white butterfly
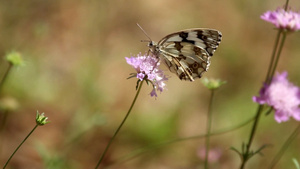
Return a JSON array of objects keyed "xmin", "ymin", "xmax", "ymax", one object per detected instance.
[{"xmin": 138, "ymin": 24, "xmax": 222, "ymax": 81}]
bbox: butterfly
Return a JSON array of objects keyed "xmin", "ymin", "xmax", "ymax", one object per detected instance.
[{"xmin": 138, "ymin": 24, "xmax": 222, "ymax": 82}]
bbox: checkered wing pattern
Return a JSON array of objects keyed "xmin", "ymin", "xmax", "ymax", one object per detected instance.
[{"xmin": 154, "ymin": 29, "xmax": 222, "ymax": 81}]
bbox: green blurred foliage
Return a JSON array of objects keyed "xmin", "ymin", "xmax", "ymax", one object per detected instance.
[{"xmin": 0, "ymin": 0, "xmax": 300, "ymax": 169}]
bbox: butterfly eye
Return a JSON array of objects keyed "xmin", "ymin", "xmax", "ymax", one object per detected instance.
[{"xmin": 148, "ymin": 42, "xmax": 153, "ymax": 47}]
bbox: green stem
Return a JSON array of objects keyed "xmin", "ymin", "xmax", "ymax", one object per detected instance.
[
  {"xmin": 0, "ymin": 63, "xmax": 13, "ymax": 93},
  {"xmin": 0, "ymin": 110, "xmax": 9, "ymax": 135},
  {"xmin": 204, "ymin": 89, "xmax": 215, "ymax": 169},
  {"xmin": 94, "ymin": 80, "xmax": 144, "ymax": 169},
  {"xmin": 240, "ymin": 3, "xmax": 289, "ymax": 165},
  {"xmin": 3, "ymin": 124, "xmax": 39, "ymax": 169},
  {"xmin": 0, "ymin": 110, "xmax": 9, "ymax": 154},
  {"xmin": 240, "ymin": 32, "xmax": 287, "ymax": 168},
  {"xmin": 268, "ymin": 32, "xmax": 287, "ymax": 82},
  {"xmin": 268, "ymin": 124, "xmax": 300, "ymax": 169},
  {"xmin": 107, "ymin": 114, "xmax": 256, "ymax": 168},
  {"xmin": 240, "ymin": 105, "xmax": 263, "ymax": 169},
  {"xmin": 284, "ymin": 0, "xmax": 289, "ymax": 10},
  {"xmin": 264, "ymin": 30, "xmax": 282, "ymax": 83}
]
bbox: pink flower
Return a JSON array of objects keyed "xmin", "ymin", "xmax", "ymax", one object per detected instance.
[
  {"xmin": 261, "ymin": 8, "xmax": 300, "ymax": 31},
  {"xmin": 253, "ymin": 72, "xmax": 300, "ymax": 123},
  {"xmin": 126, "ymin": 53, "xmax": 168, "ymax": 97},
  {"xmin": 197, "ymin": 147, "xmax": 222, "ymax": 163}
]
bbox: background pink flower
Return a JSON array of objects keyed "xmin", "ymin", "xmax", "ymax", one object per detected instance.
[
  {"xmin": 253, "ymin": 72, "xmax": 300, "ymax": 123},
  {"xmin": 261, "ymin": 8, "xmax": 300, "ymax": 31},
  {"xmin": 197, "ymin": 147, "xmax": 222, "ymax": 163}
]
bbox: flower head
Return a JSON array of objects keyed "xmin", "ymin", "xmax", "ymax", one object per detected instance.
[
  {"xmin": 5, "ymin": 51, "xmax": 24, "ymax": 66},
  {"xmin": 253, "ymin": 72, "xmax": 300, "ymax": 123},
  {"xmin": 126, "ymin": 53, "xmax": 168, "ymax": 97},
  {"xmin": 261, "ymin": 8, "xmax": 300, "ymax": 31},
  {"xmin": 36, "ymin": 111, "xmax": 50, "ymax": 126},
  {"xmin": 201, "ymin": 77, "xmax": 226, "ymax": 90}
]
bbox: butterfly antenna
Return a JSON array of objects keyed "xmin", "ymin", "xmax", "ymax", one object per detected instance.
[{"xmin": 136, "ymin": 23, "xmax": 152, "ymax": 42}]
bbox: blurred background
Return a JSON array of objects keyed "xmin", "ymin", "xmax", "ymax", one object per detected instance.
[{"xmin": 0, "ymin": 0, "xmax": 300, "ymax": 168}]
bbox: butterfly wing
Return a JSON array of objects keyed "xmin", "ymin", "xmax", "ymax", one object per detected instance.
[{"xmin": 157, "ymin": 29, "xmax": 222, "ymax": 81}]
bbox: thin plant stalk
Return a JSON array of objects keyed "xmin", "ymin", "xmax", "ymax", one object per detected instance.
[
  {"xmin": 106, "ymin": 114, "xmax": 256, "ymax": 168},
  {"xmin": 0, "ymin": 110, "xmax": 9, "ymax": 154},
  {"xmin": 0, "ymin": 63, "xmax": 13, "ymax": 93},
  {"xmin": 3, "ymin": 124, "xmax": 39, "ymax": 169},
  {"xmin": 264, "ymin": 30, "xmax": 282, "ymax": 83},
  {"xmin": 204, "ymin": 89, "xmax": 215, "ymax": 169},
  {"xmin": 240, "ymin": 27, "xmax": 288, "ymax": 169},
  {"xmin": 268, "ymin": 124, "xmax": 300, "ymax": 169},
  {"xmin": 0, "ymin": 110, "xmax": 9, "ymax": 135},
  {"xmin": 94, "ymin": 80, "xmax": 144, "ymax": 169},
  {"xmin": 284, "ymin": 0, "xmax": 289, "ymax": 10},
  {"xmin": 240, "ymin": 105, "xmax": 263, "ymax": 169},
  {"xmin": 268, "ymin": 32, "xmax": 287, "ymax": 81}
]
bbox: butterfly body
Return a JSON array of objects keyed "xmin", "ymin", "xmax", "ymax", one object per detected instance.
[{"xmin": 148, "ymin": 29, "xmax": 222, "ymax": 81}]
